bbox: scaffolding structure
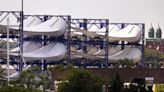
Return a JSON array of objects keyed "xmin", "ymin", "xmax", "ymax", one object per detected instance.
[
  {"xmin": 22, "ymin": 15, "xmax": 71, "ymax": 70},
  {"xmin": 70, "ymin": 18, "xmax": 109, "ymax": 67},
  {"xmin": 0, "ymin": 12, "xmax": 71, "ymax": 71},
  {"xmin": 0, "ymin": 11, "xmax": 145, "ymax": 71},
  {"xmin": 108, "ymin": 23, "xmax": 145, "ymax": 67},
  {"xmin": 0, "ymin": 11, "xmax": 23, "ymax": 71},
  {"xmin": 69, "ymin": 21, "xmax": 145, "ymax": 67}
]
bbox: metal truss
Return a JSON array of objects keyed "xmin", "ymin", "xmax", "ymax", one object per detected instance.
[
  {"xmin": 0, "ymin": 12, "xmax": 71, "ymax": 71},
  {"xmin": 23, "ymin": 15, "xmax": 71, "ymax": 70},
  {"xmin": 108, "ymin": 23, "xmax": 145, "ymax": 67},
  {"xmin": 0, "ymin": 11, "xmax": 23, "ymax": 71},
  {"xmin": 69, "ymin": 22, "xmax": 145, "ymax": 68},
  {"xmin": 0, "ymin": 12, "xmax": 145, "ymax": 69},
  {"xmin": 70, "ymin": 18, "xmax": 109, "ymax": 67}
]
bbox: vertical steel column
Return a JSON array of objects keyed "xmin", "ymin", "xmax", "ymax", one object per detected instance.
[
  {"xmin": 105, "ymin": 19, "xmax": 109, "ymax": 68},
  {"xmin": 19, "ymin": 11, "xmax": 24, "ymax": 72},
  {"xmin": 67, "ymin": 16, "xmax": 71, "ymax": 66},
  {"xmin": 141, "ymin": 24, "xmax": 145, "ymax": 67},
  {"xmin": 121, "ymin": 24, "xmax": 125, "ymax": 50},
  {"xmin": 7, "ymin": 18, "xmax": 10, "ymax": 84},
  {"xmin": 83, "ymin": 19, "xmax": 87, "ymax": 53},
  {"xmin": 82, "ymin": 19, "xmax": 87, "ymax": 67},
  {"xmin": 43, "ymin": 16, "xmax": 48, "ymax": 70}
]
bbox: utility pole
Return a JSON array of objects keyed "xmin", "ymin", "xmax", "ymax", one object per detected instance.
[
  {"xmin": 7, "ymin": 18, "xmax": 10, "ymax": 85},
  {"xmin": 19, "ymin": 0, "xmax": 24, "ymax": 71}
]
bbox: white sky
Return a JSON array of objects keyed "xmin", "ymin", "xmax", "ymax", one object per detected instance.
[{"xmin": 0, "ymin": 0, "xmax": 164, "ymax": 38}]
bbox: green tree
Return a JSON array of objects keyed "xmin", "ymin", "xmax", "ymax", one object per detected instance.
[
  {"xmin": 11, "ymin": 66, "xmax": 39, "ymax": 89},
  {"xmin": 0, "ymin": 66, "xmax": 5, "ymax": 78},
  {"xmin": 36, "ymin": 71, "xmax": 51, "ymax": 90},
  {"xmin": 109, "ymin": 72, "xmax": 124, "ymax": 92},
  {"xmin": 144, "ymin": 48, "xmax": 164, "ymax": 67},
  {"xmin": 11, "ymin": 66, "xmax": 51, "ymax": 90},
  {"xmin": 118, "ymin": 59, "xmax": 134, "ymax": 67},
  {"xmin": 0, "ymin": 66, "xmax": 6, "ymax": 87},
  {"xmin": 0, "ymin": 86, "xmax": 44, "ymax": 92},
  {"xmin": 58, "ymin": 68, "xmax": 104, "ymax": 92}
]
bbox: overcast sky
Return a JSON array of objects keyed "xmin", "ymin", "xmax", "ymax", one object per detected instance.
[{"xmin": 0, "ymin": 0, "xmax": 164, "ymax": 38}]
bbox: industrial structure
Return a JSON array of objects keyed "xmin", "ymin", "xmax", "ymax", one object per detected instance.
[{"xmin": 0, "ymin": 11, "xmax": 146, "ymax": 79}]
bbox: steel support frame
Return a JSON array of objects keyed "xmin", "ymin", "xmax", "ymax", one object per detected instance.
[
  {"xmin": 19, "ymin": 11, "xmax": 24, "ymax": 71},
  {"xmin": 70, "ymin": 18, "xmax": 109, "ymax": 67},
  {"xmin": 121, "ymin": 23, "xmax": 145, "ymax": 67},
  {"xmin": 141, "ymin": 24, "xmax": 145, "ymax": 67},
  {"xmin": 24, "ymin": 15, "xmax": 71, "ymax": 69},
  {"xmin": 109, "ymin": 23, "xmax": 145, "ymax": 67},
  {"xmin": 0, "ymin": 11, "xmax": 23, "ymax": 71},
  {"xmin": 0, "ymin": 12, "xmax": 145, "ymax": 68},
  {"xmin": 0, "ymin": 13, "xmax": 71, "ymax": 70}
]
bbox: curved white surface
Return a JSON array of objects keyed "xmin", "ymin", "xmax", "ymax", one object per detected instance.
[
  {"xmin": 71, "ymin": 46, "xmax": 141, "ymax": 62},
  {"xmin": 1, "ymin": 65, "xmax": 15, "ymax": 69},
  {"xmin": 125, "ymin": 48, "xmax": 142, "ymax": 63},
  {"xmin": 0, "ymin": 16, "xmax": 68, "ymax": 36},
  {"xmin": 109, "ymin": 47, "xmax": 121, "ymax": 55},
  {"xmin": 109, "ymin": 24, "xmax": 120, "ymax": 33},
  {"xmin": 6, "ymin": 71, "xmax": 19, "ymax": 79},
  {"xmin": 0, "ymin": 16, "xmax": 142, "ymax": 63},
  {"xmin": 94, "ymin": 49, "xmax": 105, "ymax": 56},
  {"xmin": 71, "ymin": 52, "xmax": 99, "ymax": 60},
  {"xmin": 109, "ymin": 47, "xmax": 132, "ymax": 59},
  {"xmin": 70, "ymin": 25, "xmax": 142, "ymax": 62},
  {"xmin": 0, "ymin": 13, "xmax": 18, "ymax": 25},
  {"xmin": 20, "ymin": 43, "xmax": 66, "ymax": 61},
  {"xmin": 96, "ymin": 25, "xmax": 120, "ymax": 36},
  {"xmin": 72, "ymin": 47, "xmax": 98, "ymax": 54},
  {"xmin": 71, "ymin": 31, "xmax": 83, "ymax": 37},
  {"xmin": 71, "ymin": 25, "xmax": 120, "ymax": 37},
  {"xmin": 10, "ymin": 41, "xmax": 42, "ymax": 53},
  {"xmin": 88, "ymin": 25, "xmax": 100, "ymax": 32},
  {"xmin": 70, "ymin": 47, "xmax": 78, "ymax": 52},
  {"xmin": 77, "ymin": 49, "xmax": 83, "ymax": 54},
  {"xmin": 70, "ymin": 54, "xmax": 83, "ymax": 59},
  {"xmin": 70, "ymin": 47, "xmax": 99, "ymax": 59},
  {"xmin": 23, "ymin": 16, "xmax": 43, "ymax": 28},
  {"xmin": 70, "ymin": 25, "xmax": 82, "ymax": 36},
  {"xmin": 0, "ymin": 39, "xmax": 16, "ymax": 56},
  {"xmin": 0, "ymin": 16, "xmax": 42, "ymax": 34},
  {"xmin": 0, "ymin": 14, "xmax": 19, "ymax": 33},
  {"xmin": 6, "ymin": 66, "xmax": 31, "ymax": 79},
  {"xmin": 0, "ymin": 39, "xmax": 16, "ymax": 50},
  {"xmin": 24, "ymin": 17, "xmax": 68, "ymax": 36},
  {"xmin": 87, "ymin": 47, "xmax": 98, "ymax": 54},
  {"xmin": 94, "ymin": 46, "xmax": 121, "ymax": 56},
  {"xmin": 108, "ymin": 47, "xmax": 141, "ymax": 63},
  {"xmin": 70, "ymin": 27, "xmax": 83, "ymax": 37},
  {"xmin": 71, "ymin": 27, "xmax": 101, "ymax": 37},
  {"xmin": 108, "ymin": 25, "xmax": 141, "ymax": 42},
  {"xmin": 10, "ymin": 16, "xmax": 43, "ymax": 31},
  {"xmin": 72, "ymin": 25, "xmax": 141, "ymax": 42}
]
